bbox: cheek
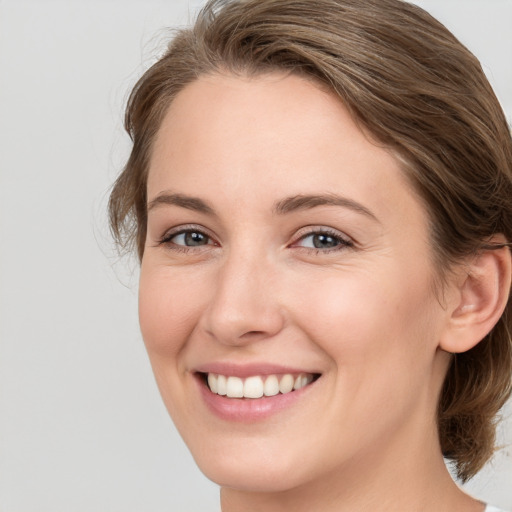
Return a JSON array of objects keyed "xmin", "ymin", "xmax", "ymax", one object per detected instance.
[
  {"xmin": 292, "ymin": 266, "xmax": 442, "ymax": 444},
  {"xmin": 292, "ymin": 264, "xmax": 439, "ymax": 381},
  {"xmin": 138, "ymin": 262, "xmax": 206, "ymax": 361},
  {"xmin": 138, "ymin": 262, "xmax": 212, "ymax": 426}
]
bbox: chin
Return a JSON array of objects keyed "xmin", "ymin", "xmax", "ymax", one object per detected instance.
[
  {"xmin": 201, "ymin": 464, "xmax": 303, "ymax": 493},
  {"xmin": 189, "ymin": 441, "xmax": 312, "ymax": 493}
]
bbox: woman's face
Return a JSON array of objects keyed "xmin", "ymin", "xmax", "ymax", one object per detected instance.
[{"xmin": 139, "ymin": 73, "xmax": 453, "ymax": 492}]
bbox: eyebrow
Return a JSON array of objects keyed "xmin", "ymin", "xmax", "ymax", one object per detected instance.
[
  {"xmin": 147, "ymin": 193, "xmax": 216, "ymax": 215},
  {"xmin": 147, "ymin": 191, "xmax": 379, "ymax": 223},
  {"xmin": 273, "ymin": 194, "xmax": 380, "ymax": 222}
]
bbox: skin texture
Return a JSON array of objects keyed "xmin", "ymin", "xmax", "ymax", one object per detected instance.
[{"xmin": 138, "ymin": 73, "xmax": 499, "ymax": 511}]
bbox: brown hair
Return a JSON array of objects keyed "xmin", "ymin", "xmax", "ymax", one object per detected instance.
[{"xmin": 109, "ymin": 0, "xmax": 512, "ymax": 481}]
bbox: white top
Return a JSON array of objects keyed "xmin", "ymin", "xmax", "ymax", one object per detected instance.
[{"xmin": 486, "ymin": 506, "xmax": 508, "ymax": 512}]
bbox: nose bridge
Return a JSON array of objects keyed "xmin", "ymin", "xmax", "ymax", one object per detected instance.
[{"xmin": 202, "ymin": 243, "xmax": 284, "ymax": 345}]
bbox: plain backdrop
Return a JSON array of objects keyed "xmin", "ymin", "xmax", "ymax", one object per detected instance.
[{"xmin": 0, "ymin": 1, "xmax": 511, "ymax": 511}]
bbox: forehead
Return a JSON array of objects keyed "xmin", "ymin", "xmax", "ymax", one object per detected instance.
[{"xmin": 148, "ymin": 72, "xmax": 424, "ymax": 227}]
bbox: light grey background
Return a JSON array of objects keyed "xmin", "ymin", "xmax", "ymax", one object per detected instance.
[{"xmin": 0, "ymin": 1, "xmax": 511, "ymax": 511}]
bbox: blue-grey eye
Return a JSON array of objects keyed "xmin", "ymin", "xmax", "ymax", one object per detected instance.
[
  {"xmin": 172, "ymin": 231, "xmax": 210, "ymax": 246},
  {"xmin": 315, "ymin": 234, "xmax": 340, "ymax": 248},
  {"xmin": 299, "ymin": 233, "xmax": 342, "ymax": 249}
]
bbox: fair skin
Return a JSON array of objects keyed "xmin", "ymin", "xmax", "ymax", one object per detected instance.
[{"xmin": 139, "ymin": 73, "xmax": 508, "ymax": 511}]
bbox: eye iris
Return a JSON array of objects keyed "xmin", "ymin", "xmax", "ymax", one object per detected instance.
[
  {"xmin": 313, "ymin": 234, "xmax": 339, "ymax": 249},
  {"xmin": 184, "ymin": 232, "xmax": 208, "ymax": 246}
]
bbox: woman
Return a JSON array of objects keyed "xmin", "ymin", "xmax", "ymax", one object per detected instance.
[{"xmin": 109, "ymin": 0, "xmax": 512, "ymax": 510}]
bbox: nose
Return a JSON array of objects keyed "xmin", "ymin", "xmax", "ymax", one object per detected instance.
[{"xmin": 200, "ymin": 249, "xmax": 285, "ymax": 346}]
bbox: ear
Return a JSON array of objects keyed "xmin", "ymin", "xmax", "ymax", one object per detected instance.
[{"xmin": 439, "ymin": 242, "xmax": 511, "ymax": 354}]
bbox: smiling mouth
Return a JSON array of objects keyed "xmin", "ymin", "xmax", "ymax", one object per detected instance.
[{"xmin": 200, "ymin": 372, "xmax": 320, "ymax": 399}]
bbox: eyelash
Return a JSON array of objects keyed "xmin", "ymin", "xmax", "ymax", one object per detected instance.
[{"xmin": 157, "ymin": 226, "xmax": 354, "ymax": 254}]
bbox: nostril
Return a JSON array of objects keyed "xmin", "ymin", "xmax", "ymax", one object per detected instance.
[{"xmin": 240, "ymin": 330, "xmax": 267, "ymax": 339}]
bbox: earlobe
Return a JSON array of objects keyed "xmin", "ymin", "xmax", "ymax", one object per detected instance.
[{"xmin": 439, "ymin": 243, "xmax": 511, "ymax": 354}]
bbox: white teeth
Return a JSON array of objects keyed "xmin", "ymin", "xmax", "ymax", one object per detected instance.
[
  {"xmin": 294, "ymin": 374, "xmax": 313, "ymax": 390},
  {"xmin": 279, "ymin": 374, "xmax": 294, "ymax": 394},
  {"xmin": 244, "ymin": 376, "xmax": 264, "ymax": 398},
  {"xmin": 206, "ymin": 372, "xmax": 315, "ymax": 398},
  {"xmin": 208, "ymin": 373, "xmax": 218, "ymax": 393},
  {"xmin": 226, "ymin": 376, "xmax": 244, "ymax": 398},
  {"xmin": 217, "ymin": 374, "xmax": 227, "ymax": 396},
  {"xmin": 263, "ymin": 375, "xmax": 280, "ymax": 396}
]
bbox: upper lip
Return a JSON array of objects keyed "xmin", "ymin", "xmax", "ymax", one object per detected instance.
[{"xmin": 193, "ymin": 362, "xmax": 321, "ymax": 378}]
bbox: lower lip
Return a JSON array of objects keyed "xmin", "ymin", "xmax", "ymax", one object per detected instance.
[{"xmin": 196, "ymin": 375, "xmax": 318, "ymax": 422}]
